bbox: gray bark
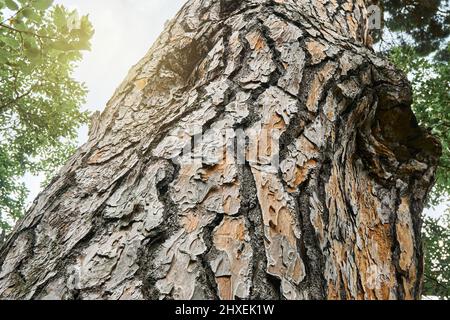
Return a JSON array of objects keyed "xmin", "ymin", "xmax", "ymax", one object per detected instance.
[{"xmin": 0, "ymin": 0, "xmax": 441, "ymax": 300}]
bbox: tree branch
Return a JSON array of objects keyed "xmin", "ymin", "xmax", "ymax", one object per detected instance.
[
  {"xmin": 0, "ymin": 8, "xmax": 26, "ymax": 25},
  {"xmin": 424, "ymin": 273, "xmax": 449, "ymax": 295},
  {"xmin": 0, "ymin": 22, "xmax": 56, "ymax": 40}
]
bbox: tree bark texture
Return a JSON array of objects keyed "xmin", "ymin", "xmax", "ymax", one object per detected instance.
[{"xmin": 0, "ymin": 0, "xmax": 441, "ymax": 300}]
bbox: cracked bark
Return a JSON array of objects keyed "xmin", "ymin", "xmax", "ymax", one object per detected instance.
[{"xmin": 0, "ymin": 0, "xmax": 441, "ymax": 300}]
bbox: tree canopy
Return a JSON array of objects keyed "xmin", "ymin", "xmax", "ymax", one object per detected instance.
[
  {"xmin": 0, "ymin": 0, "xmax": 93, "ymax": 235},
  {"xmin": 423, "ymin": 211, "xmax": 450, "ymax": 298},
  {"xmin": 378, "ymin": 0, "xmax": 450, "ymax": 59}
]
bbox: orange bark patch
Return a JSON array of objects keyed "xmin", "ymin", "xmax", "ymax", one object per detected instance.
[
  {"xmin": 212, "ymin": 216, "xmax": 252, "ymax": 300},
  {"xmin": 287, "ymin": 159, "xmax": 318, "ymax": 192},
  {"xmin": 306, "ymin": 40, "xmax": 327, "ymax": 64},
  {"xmin": 134, "ymin": 78, "xmax": 148, "ymax": 90},
  {"xmin": 87, "ymin": 148, "xmax": 109, "ymax": 165},
  {"xmin": 352, "ymin": 177, "xmax": 397, "ymax": 300},
  {"xmin": 306, "ymin": 62, "xmax": 337, "ymax": 113},
  {"xmin": 396, "ymin": 197, "xmax": 416, "ymax": 299},
  {"xmin": 346, "ymin": 15, "xmax": 358, "ymax": 40},
  {"xmin": 396, "ymin": 197, "xmax": 414, "ymax": 272},
  {"xmin": 246, "ymin": 32, "xmax": 266, "ymax": 51},
  {"xmin": 216, "ymin": 277, "xmax": 232, "ymax": 300},
  {"xmin": 252, "ymin": 169, "xmax": 305, "ymax": 286},
  {"xmin": 181, "ymin": 212, "xmax": 200, "ymax": 233}
]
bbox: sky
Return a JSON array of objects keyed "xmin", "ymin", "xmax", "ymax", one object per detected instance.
[
  {"xmin": 22, "ymin": 0, "xmax": 447, "ymax": 219},
  {"xmin": 23, "ymin": 0, "xmax": 186, "ymax": 204}
]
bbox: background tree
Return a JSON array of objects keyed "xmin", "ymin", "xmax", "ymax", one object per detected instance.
[
  {"xmin": 422, "ymin": 210, "xmax": 450, "ymax": 298},
  {"xmin": 0, "ymin": 0, "xmax": 93, "ymax": 235},
  {"xmin": 376, "ymin": 0, "xmax": 449, "ymax": 59}
]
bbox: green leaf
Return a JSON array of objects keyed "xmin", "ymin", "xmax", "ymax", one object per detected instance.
[
  {"xmin": 0, "ymin": 49, "xmax": 8, "ymax": 63},
  {"xmin": 49, "ymin": 39, "xmax": 71, "ymax": 51},
  {"xmin": 21, "ymin": 7, "xmax": 33, "ymax": 17},
  {"xmin": 70, "ymin": 40, "xmax": 90, "ymax": 51},
  {"xmin": 12, "ymin": 20, "xmax": 28, "ymax": 32},
  {"xmin": 23, "ymin": 35, "xmax": 38, "ymax": 50},
  {"xmin": 0, "ymin": 0, "xmax": 92, "ymax": 235},
  {"xmin": 0, "ymin": 35, "xmax": 20, "ymax": 49},
  {"xmin": 4, "ymin": 0, "xmax": 18, "ymax": 10},
  {"xmin": 21, "ymin": 7, "xmax": 41, "ymax": 23},
  {"xmin": 32, "ymin": 0, "xmax": 53, "ymax": 10},
  {"xmin": 53, "ymin": 5, "xmax": 67, "ymax": 30}
]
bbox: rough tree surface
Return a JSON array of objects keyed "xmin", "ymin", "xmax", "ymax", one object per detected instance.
[{"xmin": 0, "ymin": 0, "xmax": 441, "ymax": 300}]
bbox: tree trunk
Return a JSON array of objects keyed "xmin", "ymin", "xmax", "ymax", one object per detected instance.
[{"xmin": 0, "ymin": 0, "xmax": 441, "ymax": 300}]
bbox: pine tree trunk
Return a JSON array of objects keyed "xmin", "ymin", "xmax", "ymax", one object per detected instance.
[{"xmin": 0, "ymin": 0, "xmax": 441, "ymax": 300}]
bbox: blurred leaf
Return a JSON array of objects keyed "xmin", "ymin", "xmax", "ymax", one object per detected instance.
[
  {"xmin": 21, "ymin": 7, "xmax": 41, "ymax": 23},
  {"xmin": 32, "ymin": 0, "xmax": 53, "ymax": 11},
  {"xmin": 0, "ymin": 50, "xmax": 8, "ymax": 63},
  {"xmin": 4, "ymin": 0, "xmax": 18, "ymax": 11},
  {"xmin": 0, "ymin": 35, "xmax": 20, "ymax": 49},
  {"xmin": 53, "ymin": 5, "xmax": 67, "ymax": 31}
]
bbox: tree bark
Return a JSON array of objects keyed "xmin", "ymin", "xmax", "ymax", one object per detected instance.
[{"xmin": 0, "ymin": 0, "xmax": 441, "ymax": 300}]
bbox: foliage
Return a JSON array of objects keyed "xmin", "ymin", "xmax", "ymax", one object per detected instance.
[
  {"xmin": 423, "ymin": 211, "xmax": 450, "ymax": 298},
  {"xmin": 0, "ymin": 0, "xmax": 93, "ymax": 233},
  {"xmin": 379, "ymin": 0, "xmax": 450, "ymax": 59}
]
